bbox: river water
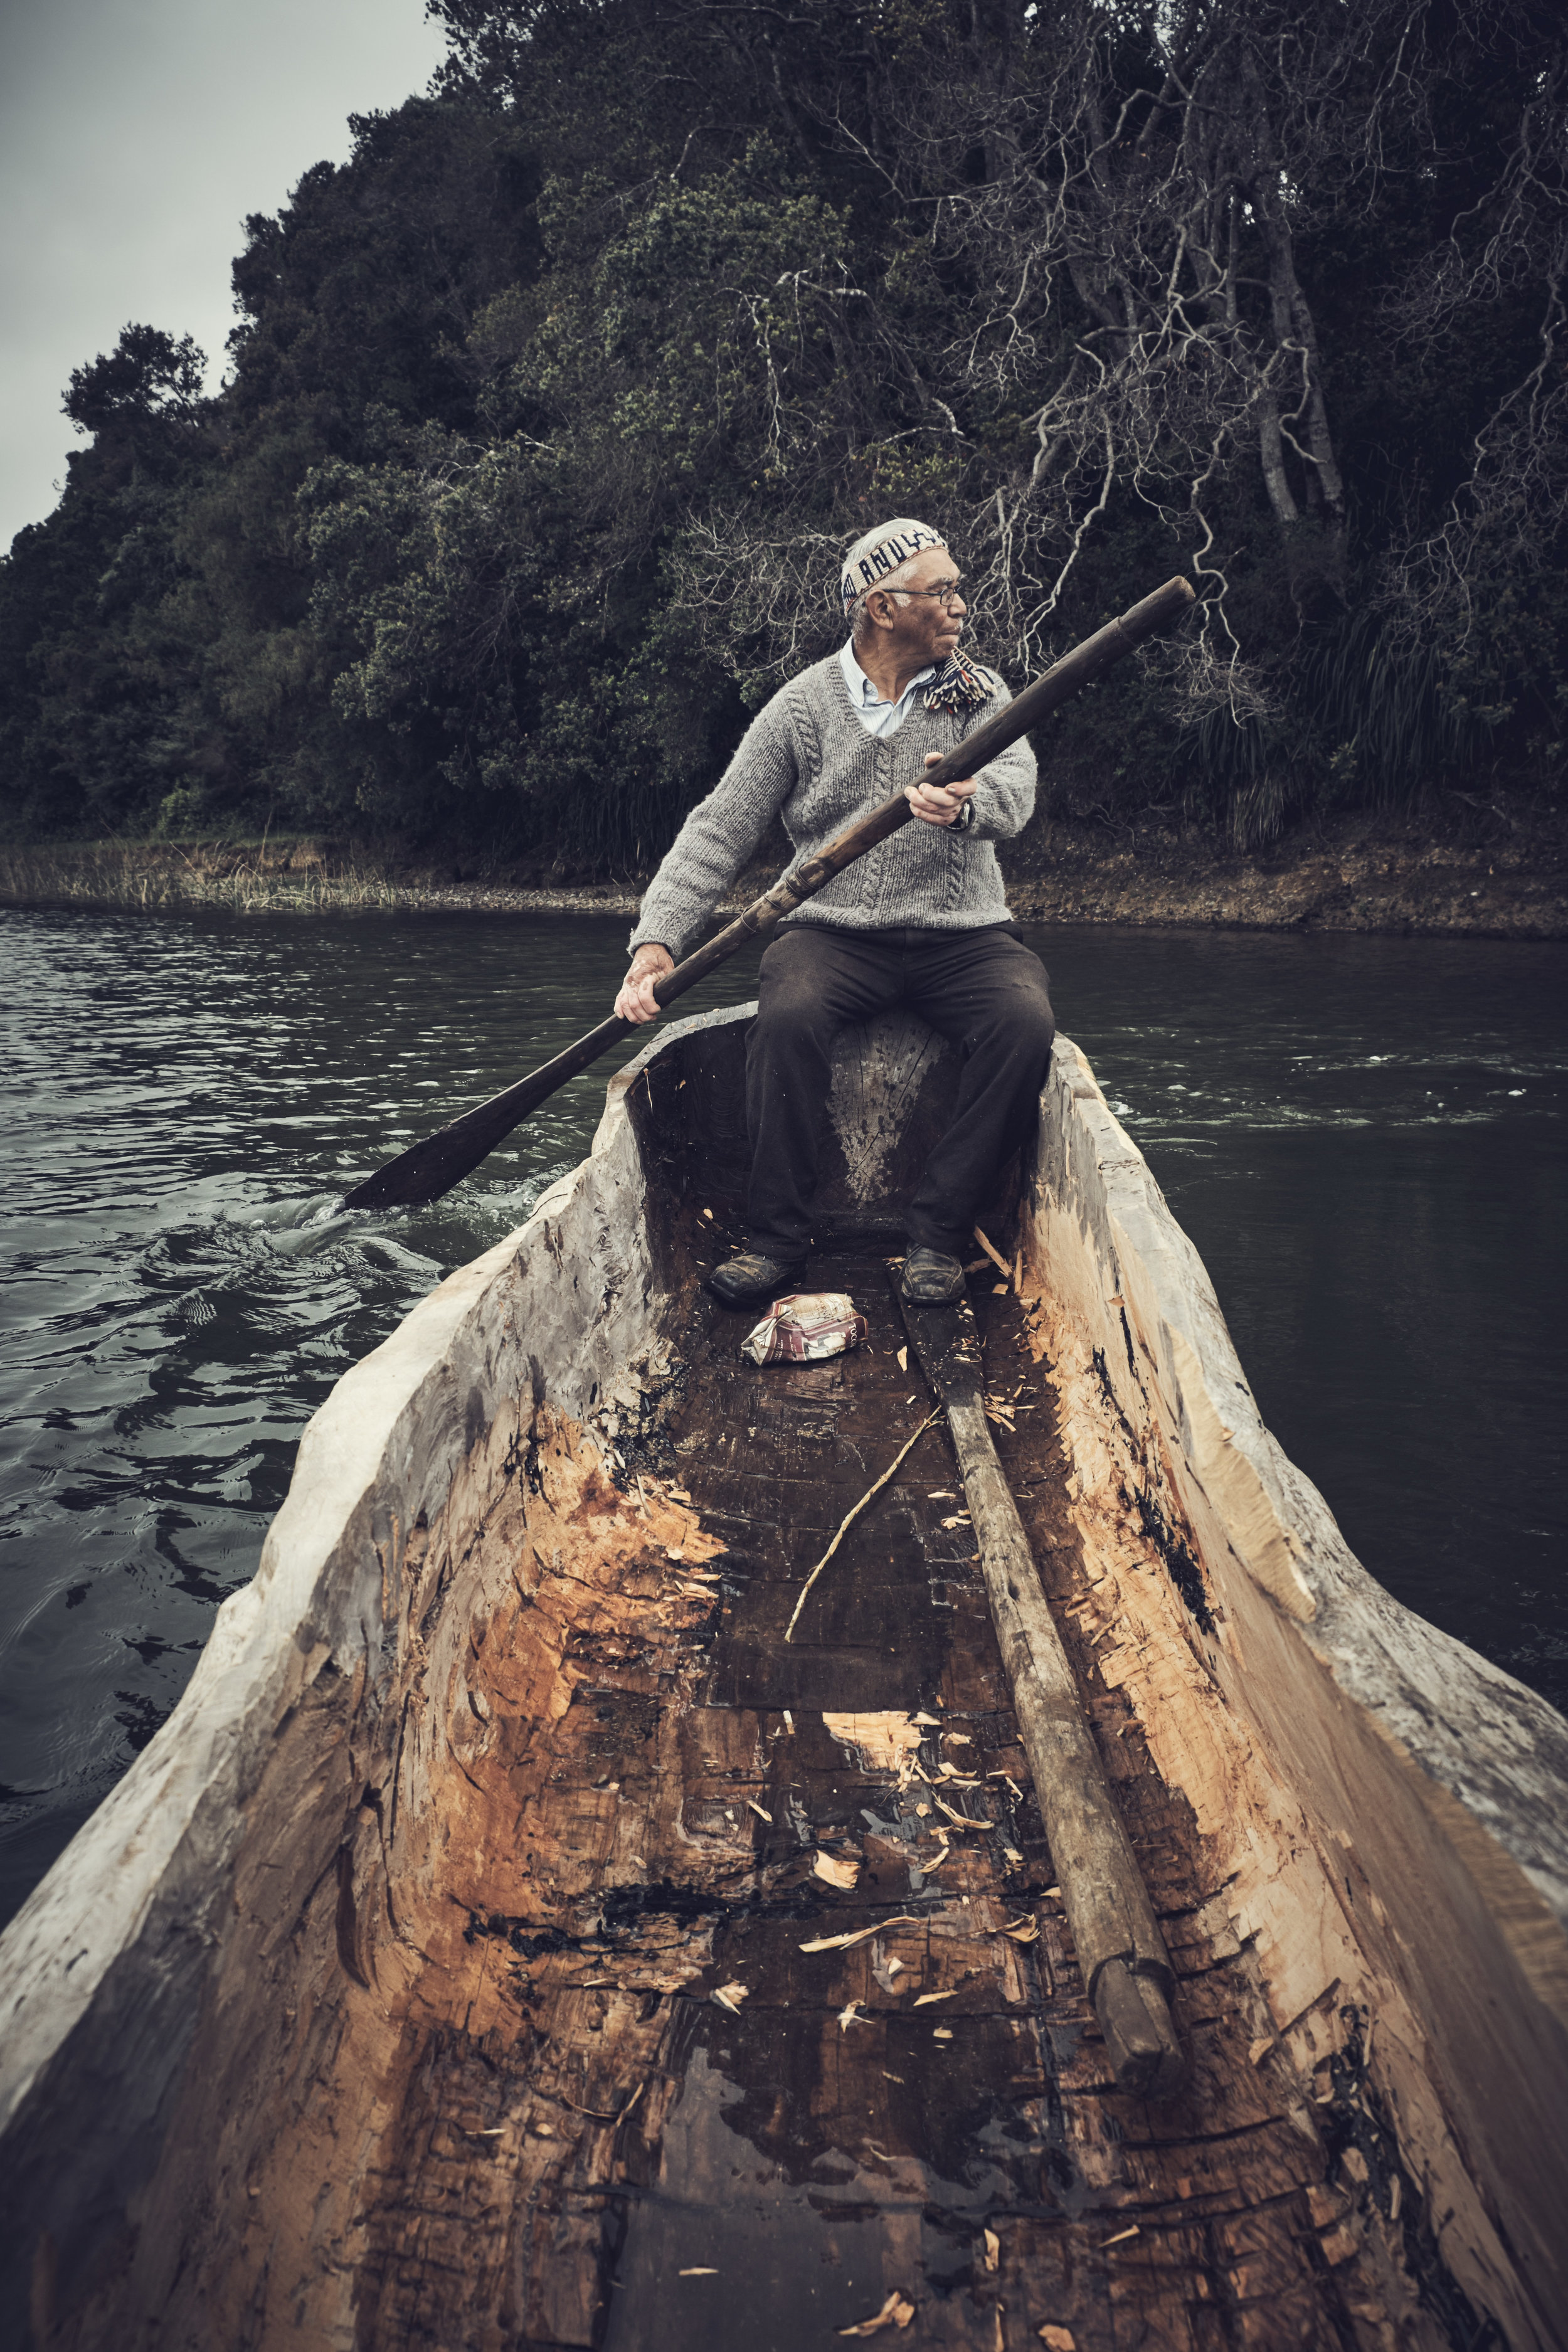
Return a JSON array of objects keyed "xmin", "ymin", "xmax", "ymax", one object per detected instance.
[{"xmin": 1, "ymin": 905, "xmax": 1563, "ymax": 1928}]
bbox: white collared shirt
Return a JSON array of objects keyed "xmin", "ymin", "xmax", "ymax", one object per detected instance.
[{"xmin": 839, "ymin": 640, "xmax": 936, "ymax": 738}]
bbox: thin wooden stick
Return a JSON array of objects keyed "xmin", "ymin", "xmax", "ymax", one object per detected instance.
[
  {"xmin": 783, "ymin": 1412, "xmax": 941, "ymax": 1643},
  {"xmin": 972, "ymin": 1226, "xmax": 1010, "ymax": 1282}
]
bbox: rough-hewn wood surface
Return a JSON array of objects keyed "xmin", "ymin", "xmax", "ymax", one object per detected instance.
[
  {"xmin": 66, "ymin": 1232, "xmax": 1420, "ymax": 2348},
  {"xmin": 4, "ymin": 1005, "xmax": 1566, "ymax": 2352}
]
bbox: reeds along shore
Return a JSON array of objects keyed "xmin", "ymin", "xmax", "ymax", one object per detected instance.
[
  {"xmin": 1, "ymin": 826, "xmax": 1565, "ymax": 936},
  {"xmin": 0, "ymin": 840, "xmax": 420, "ymax": 916}
]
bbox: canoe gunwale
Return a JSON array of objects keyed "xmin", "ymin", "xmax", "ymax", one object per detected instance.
[
  {"xmin": 1025, "ymin": 1036, "xmax": 1568, "ymax": 2348},
  {"xmin": 0, "ymin": 1053, "xmax": 669, "ymax": 2318},
  {"xmin": 1039, "ymin": 1038, "xmax": 1568, "ymax": 1962}
]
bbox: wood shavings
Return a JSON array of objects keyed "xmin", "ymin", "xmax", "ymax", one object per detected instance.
[
  {"xmin": 748, "ymin": 1799, "xmax": 773, "ymax": 1823},
  {"xmin": 914, "ymin": 1988, "xmax": 958, "ymax": 2007},
  {"xmin": 837, "ymin": 2000, "xmax": 864, "ymax": 2033},
  {"xmin": 998, "ymin": 1916, "xmax": 1039, "ymax": 1944},
  {"xmin": 911, "ymin": 1709, "xmax": 941, "ymax": 1724},
  {"xmin": 1101, "ymin": 2225, "xmax": 1140, "ymax": 2249},
  {"xmin": 785, "ymin": 1414, "xmax": 941, "ymax": 1642},
  {"xmin": 896, "ymin": 1346, "xmax": 908, "ymax": 1371},
  {"xmin": 932, "ymin": 2027, "xmax": 954, "ymax": 2041},
  {"xmin": 936, "ymin": 1798, "xmax": 989, "ymax": 1829},
  {"xmin": 824, "ymin": 1712, "xmax": 924, "ymax": 1774},
  {"xmin": 813, "ymin": 1851, "xmax": 861, "ymax": 1890},
  {"xmin": 838, "ymin": 2291, "xmax": 915, "ymax": 2336},
  {"xmin": 1249, "ymin": 2036, "xmax": 1274, "ymax": 2065},
  {"xmin": 711, "ymin": 1982, "xmax": 750, "ymax": 2012},
  {"xmin": 679, "ymin": 2267, "xmax": 718, "ymax": 2276},
  {"xmin": 1004, "ymin": 1846, "xmax": 1024, "ymax": 1865},
  {"xmin": 882, "ymin": 2070, "xmax": 905, "ymax": 2084},
  {"xmin": 799, "ymin": 1915, "xmax": 924, "ymax": 1955},
  {"xmin": 1039, "ymin": 2329, "xmax": 1076, "ymax": 2350},
  {"xmin": 982, "ymin": 2227, "xmax": 1000, "ymax": 2271}
]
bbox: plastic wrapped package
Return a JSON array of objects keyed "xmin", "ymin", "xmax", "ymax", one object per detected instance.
[{"xmin": 740, "ymin": 1292, "xmax": 867, "ymax": 1367}]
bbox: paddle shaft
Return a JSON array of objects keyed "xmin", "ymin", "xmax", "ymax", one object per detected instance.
[{"xmin": 342, "ymin": 574, "xmax": 1194, "ymax": 1209}]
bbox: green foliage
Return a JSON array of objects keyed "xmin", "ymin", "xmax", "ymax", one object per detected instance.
[
  {"xmin": 1, "ymin": 3, "xmax": 1563, "ymax": 862},
  {"xmin": 64, "ymin": 325, "xmax": 207, "ymax": 438}
]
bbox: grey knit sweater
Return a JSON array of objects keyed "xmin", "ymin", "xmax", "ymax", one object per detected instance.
[{"xmin": 628, "ymin": 651, "xmax": 1037, "ymax": 960}]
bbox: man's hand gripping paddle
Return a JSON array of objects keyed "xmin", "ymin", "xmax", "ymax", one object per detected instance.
[{"xmin": 341, "ymin": 575, "xmax": 1194, "ymax": 1211}]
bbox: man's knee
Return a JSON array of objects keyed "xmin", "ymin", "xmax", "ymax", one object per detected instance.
[
  {"xmin": 753, "ymin": 986, "xmax": 839, "ymax": 1055},
  {"xmin": 968, "ymin": 974, "xmax": 1054, "ymax": 1067},
  {"xmin": 755, "ymin": 936, "xmax": 864, "ymax": 1052}
]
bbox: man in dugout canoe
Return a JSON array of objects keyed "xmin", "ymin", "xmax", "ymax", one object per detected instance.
[{"xmin": 615, "ymin": 517, "xmax": 1055, "ymax": 1308}]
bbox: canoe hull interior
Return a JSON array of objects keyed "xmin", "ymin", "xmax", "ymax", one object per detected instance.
[{"xmin": 3, "ymin": 1004, "xmax": 1566, "ymax": 2351}]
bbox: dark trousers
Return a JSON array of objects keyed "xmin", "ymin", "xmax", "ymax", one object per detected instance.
[{"xmin": 745, "ymin": 923, "xmax": 1056, "ymax": 1260}]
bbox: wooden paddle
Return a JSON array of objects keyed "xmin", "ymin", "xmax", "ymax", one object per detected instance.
[{"xmin": 342, "ymin": 574, "xmax": 1194, "ymax": 1209}]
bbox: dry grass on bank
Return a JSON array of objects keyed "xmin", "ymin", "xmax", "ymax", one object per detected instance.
[
  {"xmin": 0, "ymin": 839, "xmax": 430, "ymax": 915},
  {"xmin": 3, "ymin": 824, "xmax": 1564, "ymax": 938}
]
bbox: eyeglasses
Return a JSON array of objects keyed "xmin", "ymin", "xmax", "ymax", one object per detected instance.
[{"xmin": 885, "ymin": 578, "xmax": 966, "ymax": 610}]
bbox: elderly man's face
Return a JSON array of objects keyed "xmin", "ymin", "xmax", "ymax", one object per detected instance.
[{"xmin": 872, "ymin": 546, "xmax": 967, "ymax": 665}]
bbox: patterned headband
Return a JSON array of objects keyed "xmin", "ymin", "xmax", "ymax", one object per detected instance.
[{"xmin": 840, "ymin": 519, "xmax": 948, "ymax": 613}]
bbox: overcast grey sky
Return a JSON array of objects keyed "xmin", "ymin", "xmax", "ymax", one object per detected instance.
[{"xmin": 1, "ymin": 0, "xmax": 450, "ymax": 551}]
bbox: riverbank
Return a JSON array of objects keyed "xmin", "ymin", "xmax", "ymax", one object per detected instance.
[{"xmin": 3, "ymin": 814, "xmax": 1564, "ymax": 936}]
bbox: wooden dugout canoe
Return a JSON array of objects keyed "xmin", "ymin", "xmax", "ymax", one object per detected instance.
[{"xmin": 4, "ymin": 1005, "xmax": 1567, "ymax": 2352}]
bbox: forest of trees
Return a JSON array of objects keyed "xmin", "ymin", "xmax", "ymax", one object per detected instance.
[{"xmin": 1, "ymin": 0, "xmax": 1563, "ymax": 872}]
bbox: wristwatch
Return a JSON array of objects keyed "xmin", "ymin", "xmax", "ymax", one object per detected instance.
[{"xmin": 951, "ymin": 797, "xmax": 977, "ymax": 832}]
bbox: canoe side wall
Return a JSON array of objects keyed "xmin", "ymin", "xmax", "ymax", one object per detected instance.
[
  {"xmin": 0, "ymin": 1083, "xmax": 666, "ymax": 2339},
  {"xmin": 1025, "ymin": 1036, "xmax": 1568, "ymax": 2351},
  {"xmin": 0, "ymin": 999, "xmax": 957, "ymax": 2344}
]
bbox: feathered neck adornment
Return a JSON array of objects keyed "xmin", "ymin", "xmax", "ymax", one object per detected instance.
[{"xmin": 921, "ymin": 649, "xmax": 995, "ymax": 718}]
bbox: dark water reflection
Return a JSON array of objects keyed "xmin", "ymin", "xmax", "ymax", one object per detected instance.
[{"xmin": 0, "ymin": 906, "xmax": 1562, "ymax": 1927}]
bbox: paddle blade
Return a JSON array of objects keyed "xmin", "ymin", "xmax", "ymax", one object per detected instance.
[{"xmin": 342, "ymin": 1014, "xmax": 630, "ymax": 1209}]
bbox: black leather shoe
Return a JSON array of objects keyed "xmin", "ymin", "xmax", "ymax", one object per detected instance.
[
  {"xmin": 707, "ymin": 1251, "xmax": 807, "ymax": 1308},
  {"xmin": 900, "ymin": 1246, "xmax": 966, "ymax": 1306}
]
